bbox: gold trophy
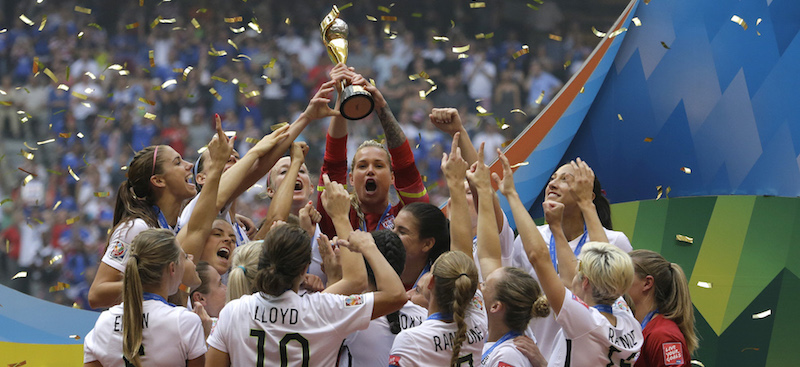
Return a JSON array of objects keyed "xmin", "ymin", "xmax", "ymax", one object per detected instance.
[{"xmin": 320, "ymin": 5, "xmax": 374, "ymax": 120}]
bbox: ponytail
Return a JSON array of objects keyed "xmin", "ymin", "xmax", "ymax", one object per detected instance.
[
  {"xmin": 430, "ymin": 251, "xmax": 479, "ymax": 366},
  {"xmin": 122, "ymin": 255, "xmax": 144, "ymax": 367},
  {"xmin": 630, "ymin": 250, "xmax": 698, "ymax": 353},
  {"xmin": 592, "ymin": 176, "xmax": 613, "ymax": 229},
  {"xmin": 226, "ymin": 241, "xmax": 263, "ymax": 302},
  {"xmin": 121, "ymin": 229, "xmax": 179, "ymax": 367},
  {"xmin": 254, "ymin": 225, "xmax": 311, "ymax": 296}
]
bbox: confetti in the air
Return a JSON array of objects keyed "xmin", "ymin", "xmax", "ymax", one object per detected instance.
[
  {"xmin": 731, "ymin": 15, "xmax": 748, "ymax": 30},
  {"xmin": 69, "ymin": 334, "xmax": 81, "ymax": 340},
  {"xmin": 74, "ymin": 6, "xmax": 92, "ymax": 14},
  {"xmin": 534, "ymin": 90, "xmax": 545, "ymax": 105},
  {"xmin": 632, "ymin": 17, "xmax": 642, "ymax": 26},
  {"xmin": 433, "ymin": 36, "xmax": 449, "ymax": 42},
  {"xmin": 512, "ymin": 45, "xmax": 530, "ymax": 59},
  {"xmin": 675, "ymin": 235, "xmax": 693, "ymax": 244},
  {"xmin": 68, "ymin": 166, "xmax": 80, "ymax": 181},
  {"xmin": 510, "ymin": 109, "xmax": 527, "ymax": 116},
  {"xmin": 12, "ymin": 271, "xmax": 28, "ymax": 280},
  {"xmin": 751, "ymin": 309, "xmax": 772, "ymax": 319},
  {"xmin": 696, "ymin": 281, "xmax": 712, "ymax": 289},
  {"xmin": 510, "ymin": 162, "xmax": 530, "ymax": 169},
  {"xmin": 144, "ymin": 112, "xmax": 157, "ymax": 120},
  {"xmin": 452, "ymin": 45, "xmax": 471, "ymax": 53},
  {"xmin": 617, "ymin": 114, "xmax": 623, "ymax": 121},
  {"xmin": 644, "ymin": 137, "xmax": 653, "ymax": 142},
  {"xmin": 591, "ymin": 27, "xmax": 607, "ymax": 38},
  {"xmin": 470, "ymin": 2, "xmax": 486, "ymax": 8},
  {"xmin": 661, "ymin": 41, "xmax": 670, "ymax": 49},
  {"xmin": 549, "ymin": 34, "xmax": 563, "ymax": 41},
  {"xmin": 49, "ymin": 282, "xmax": 71, "ymax": 292},
  {"xmin": 19, "ymin": 14, "xmax": 35, "ymax": 26},
  {"xmin": 681, "ymin": 167, "xmax": 692, "ymax": 174}
]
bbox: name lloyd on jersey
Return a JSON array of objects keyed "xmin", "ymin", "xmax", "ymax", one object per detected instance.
[
  {"xmin": 253, "ymin": 306, "xmax": 299, "ymax": 325},
  {"xmin": 433, "ymin": 326, "xmax": 484, "ymax": 352},
  {"xmin": 113, "ymin": 314, "xmax": 149, "ymax": 331},
  {"xmin": 608, "ymin": 328, "xmax": 639, "ymax": 349}
]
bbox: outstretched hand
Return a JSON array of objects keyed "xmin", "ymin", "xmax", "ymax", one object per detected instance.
[
  {"xmin": 321, "ymin": 174, "xmax": 351, "ymax": 218},
  {"xmin": 441, "ymin": 132, "xmax": 469, "ymax": 183},
  {"xmin": 568, "ymin": 157, "xmax": 595, "ymax": 205},
  {"xmin": 338, "ymin": 230, "xmax": 377, "ymax": 254},
  {"xmin": 249, "ymin": 124, "xmax": 291, "ymax": 158},
  {"xmin": 466, "ymin": 142, "xmax": 492, "ymax": 190},
  {"xmin": 304, "ymin": 80, "xmax": 341, "ymax": 120},
  {"xmin": 205, "ymin": 113, "xmax": 235, "ymax": 169},
  {"xmin": 491, "ymin": 149, "xmax": 517, "ymax": 197}
]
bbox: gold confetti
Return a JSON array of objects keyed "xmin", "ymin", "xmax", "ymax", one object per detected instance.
[
  {"xmin": 59, "ymin": 132, "xmax": 71, "ymax": 138},
  {"xmin": 591, "ymin": 27, "xmax": 607, "ymax": 38},
  {"xmin": 49, "ymin": 282, "xmax": 70, "ymax": 292},
  {"xmin": 20, "ymin": 150, "xmax": 33, "ymax": 160},
  {"xmin": 527, "ymin": 4, "xmax": 539, "ymax": 10},
  {"xmin": 756, "ymin": 18, "xmax": 762, "ymax": 26},
  {"xmin": 85, "ymin": 71, "xmax": 96, "ymax": 80},
  {"xmin": 433, "ymin": 36, "xmax": 450, "ymax": 42},
  {"xmin": 138, "ymin": 97, "xmax": 156, "ymax": 106},
  {"xmin": 77, "ymin": 132, "xmax": 85, "ymax": 139},
  {"xmin": 208, "ymin": 45, "xmax": 227, "ymax": 57},
  {"xmin": 632, "ymin": 17, "xmax": 642, "ymax": 27},
  {"xmin": 66, "ymin": 216, "xmax": 80, "ymax": 225},
  {"xmin": 418, "ymin": 90, "xmax": 426, "ymax": 100},
  {"xmin": 245, "ymin": 137, "xmax": 260, "ymax": 144},
  {"xmin": 656, "ymin": 185, "xmax": 663, "ymax": 200},
  {"xmin": 681, "ymin": 167, "xmax": 692, "ymax": 174},
  {"xmin": 68, "ymin": 166, "xmax": 80, "ymax": 181},
  {"xmin": 752, "ymin": 309, "xmax": 772, "ymax": 319},
  {"xmin": 285, "ymin": 18, "xmax": 291, "ymax": 25},
  {"xmin": 265, "ymin": 58, "xmax": 277, "ymax": 69},
  {"xmin": 381, "ymin": 15, "xmax": 398, "ymax": 21},
  {"xmin": 12, "ymin": 271, "xmax": 28, "ymax": 280},
  {"xmin": 22, "ymin": 142, "xmax": 38, "ymax": 151},
  {"xmin": 224, "ymin": 16, "xmax": 243, "ymax": 23},
  {"xmin": 675, "ymin": 234, "xmax": 693, "ymax": 244},
  {"xmin": 38, "ymin": 15, "xmax": 47, "ymax": 31},
  {"xmin": 270, "ymin": 122, "xmax": 289, "ymax": 132},
  {"xmin": 87, "ymin": 23, "xmax": 102, "ymax": 30},
  {"xmin": 43, "ymin": 68, "xmax": 58, "ymax": 82},
  {"xmin": 378, "ymin": 5, "xmax": 391, "ymax": 13},
  {"xmin": 696, "ymin": 281, "xmax": 712, "ymax": 289},
  {"xmin": 230, "ymin": 26, "xmax": 246, "ymax": 33},
  {"xmin": 228, "ymin": 39, "xmax": 239, "ymax": 50},
  {"xmin": 495, "ymin": 118, "xmax": 509, "ymax": 130},
  {"xmin": 69, "ymin": 334, "xmax": 81, "ymax": 339},
  {"xmin": 74, "ymin": 6, "xmax": 92, "ymax": 14},
  {"xmin": 143, "ymin": 112, "xmax": 157, "ymax": 120},
  {"xmin": 72, "ymin": 303, "xmax": 81, "ymax": 309},
  {"xmin": 475, "ymin": 32, "xmax": 494, "ymax": 39},
  {"xmin": 77, "ymin": 31, "xmax": 84, "ymax": 39},
  {"xmin": 644, "ymin": 137, "xmax": 653, "ymax": 142},
  {"xmin": 161, "ymin": 79, "xmax": 177, "ymax": 89},
  {"xmin": 580, "ymin": 86, "xmax": 585, "ymax": 93},
  {"xmin": 617, "ymin": 114, "xmax": 623, "ymax": 121},
  {"xmin": 71, "ymin": 91, "xmax": 88, "ymax": 100},
  {"xmin": 338, "ymin": 2, "xmax": 353, "ymax": 10},
  {"xmin": 563, "ymin": 60, "xmax": 572, "ymax": 70},
  {"xmin": 452, "ymin": 45, "xmax": 470, "ymax": 53},
  {"xmin": 158, "ymin": 18, "xmax": 176, "ymax": 24},
  {"xmin": 53, "ymin": 200, "xmax": 62, "ymax": 210},
  {"xmin": 412, "ymin": 13, "xmax": 422, "ymax": 18},
  {"xmin": 244, "ymin": 90, "xmax": 260, "ymax": 98},
  {"xmin": 49, "ymin": 255, "xmax": 63, "ymax": 265},
  {"xmin": 98, "ymin": 114, "xmax": 115, "ymax": 122},
  {"xmin": 0, "ymin": 29, "xmax": 6, "ymax": 34},
  {"xmin": 183, "ymin": 66, "xmax": 194, "ymax": 80},
  {"xmin": 470, "ymin": 2, "xmax": 486, "ymax": 8},
  {"xmin": 608, "ymin": 27, "xmax": 628, "ymax": 38},
  {"xmin": 476, "ymin": 105, "xmax": 488, "ymax": 114},
  {"xmin": 1, "ymin": 198, "xmax": 12, "ymax": 206},
  {"xmin": 512, "ymin": 45, "xmax": 530, "ymax": 59},
  {"xmin": 731, "ymin": 15, "xmax": 748, "ymax": 30},
  {"xmin": 248, "ymin": 21, "xmax": 262, "ymax": 33},
  {"xmin": 534, "ymin": 90, "xmax": 545, "ymax": 105},
  {"xmin": 107, "ymin": 64, "xmax": 123, "ymax": 71},
  {"xmin": 661, "ymin": 41, "xmax": 670, "ymax": 49},
  {"xmin": 149, "ymin": 50, "xmax": 155, "ymax": 67},
  {"xmin": 549, "ymin": 34, "xmax": 563, "ymax": 41},
  {"xmin": 196, "ymin": 8, "xmax": 207, "ymax": 13},
  {"xmin": 510, "ymin": 109, "xmax": 526, "ymax": 116},
  {"xmin": 211, "ymin": 76, "xmax": 229, "ymax": 83},
  {"xmin": 19, "ymin": 14, "xmax": 35, "ymax": 26},
  {"xmin": 126, "ymin": 22, "xmax": 140, "ymax": 29},
  {"xmin": 510, "ymin": 161, "xmax": 530, "ymax": 169}
]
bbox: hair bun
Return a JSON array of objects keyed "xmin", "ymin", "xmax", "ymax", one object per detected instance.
[{"xmin": 531, "ymin": 295, "xmax": 551, "ymax": 318}]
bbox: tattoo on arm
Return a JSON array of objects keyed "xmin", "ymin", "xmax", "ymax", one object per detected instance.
[{"xmin": 376, "ymin": 105, "xmax": 407, "ymax": 149}]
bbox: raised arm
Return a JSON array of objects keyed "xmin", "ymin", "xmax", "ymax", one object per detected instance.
[
  {"xmin": 569, "ymin": 158, "xmax": 608, "ymax": 243},
  {"xmin": 467, "ymin": 144, "xmax": 501, "ymax": 280},
  {"xmin": 351, "ymin": 74, "xmax": 406, "ymax": 149},
  {"xmin": 254, "ymin": 142, "xmax": 309, "ymax": 241},
  {"xmin": 219, "ymin": 80, "xmax": 340, "ymax": 209},
  {"xmin": 177, "ymin": 116, "xmax": 233, "ymax": 259},
  {"xmin": 442, "ymin": 133, "xmax": 472, "ymax": 257},
  {"xmin": 321, "ymin": 174, "xmax": 367, "ymax": 295},
  {"xmin": 543, "ymin": 200, "xmax": 576, "ymax": 288},
  {"xmin": 338, "ymin": 230, "xmax": 407, "ymax": 319},
  {"xmin": 493, "ymin": 150, "xmax": 566, "ymax": 314},
  {"xmin": 430, "ymin": 108, "xmax": 503, "ymax": 232}
]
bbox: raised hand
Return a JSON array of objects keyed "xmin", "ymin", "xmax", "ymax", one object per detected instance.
[
  {"xmin": 321, "ymin": 174, "xmax": 351, "ymax": 218},
  {"xmin": 351, "ymin": 73, "xmax": 387, "ymax": 108},
  {"xmin": 298, "ymin": 201, "xmax": 321, "ymax": 236},
  {"xmin": 441, "ymin": 132, "xmax": 469, "ymax": 183},
  {"xmin": 206, "ymin": 113, "xmax": 235, "ymax": 169},
  {"xmin": 304, "ymin": 80, "xmax": 341, "ymax": 120},
  {"xmin": 491, "ymin": 149, "xmax": 517, "ymax": 197},
  {"xmin": 290, "ymin": 141, "xmax": 310, "ymax": 163},
  {"xmin": 568, "ymin": 157, "xmax": 595, "ymax": 205},
  {"xmin": 300, "ymin": 274, "xmax": 325, "ymax": 293},
  {"xmin": 248, "ymin": 124, "xmax": 291, "ymax": 158},
  {"xmin": 317, "ymin": 234, "xmax": 342, "ymax": 282},
  {"xmin": 429, "ymin": 108, "xmax": 464, "ymax": 136},
  {"xmin": 339, "ymin": 230, "xmax": 377, "ymax": 254},
  {"xmin": 466, "ymin": 142, "xmax": 491, "ymax": 190},
  {"xmin": 543, "ymin": 200, "xmax": 565, "ymax": 228}
]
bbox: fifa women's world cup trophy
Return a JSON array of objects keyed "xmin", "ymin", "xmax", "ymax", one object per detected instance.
[{"xmin": 320, "ymin": 5, "xmax": 375, "ymax": 120}]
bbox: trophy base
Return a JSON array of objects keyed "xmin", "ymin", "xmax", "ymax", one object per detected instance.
[{"xmin": 340, "ymin": 85, "xmax": 374, "ymax": 120}]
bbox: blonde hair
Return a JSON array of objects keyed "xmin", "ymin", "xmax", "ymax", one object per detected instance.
[
  {"xmin": 122, "ymin": 229, "xmax": 180, "ymax": 367},
  {"xmin": 577, "ymin": 242, "xmax": 634, "ymax": 305},
  {"xmin": 494, "ymin": 267, "xmax": 550, "ymax": 332},
  {"xmin": 350, "ymin": 140, "xmax": 394, "ymax": 230},
  {"xmin": 226, "ymin": 240, "xmax": 263, "ymax": 302},
  {"xmin": 431, "ymin": 251, "xmax": 479, "ymax": 367},
  {"xmin": 630, "ymin": 250, "xmax": 698, "ymax": 353}
]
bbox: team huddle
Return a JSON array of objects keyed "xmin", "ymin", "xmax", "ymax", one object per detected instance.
[{"xmin": 82, "ymin": 64, "xmax": 697, "ymax": 367}]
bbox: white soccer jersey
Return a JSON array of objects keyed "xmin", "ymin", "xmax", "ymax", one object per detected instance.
[
  {"xmin": 339, "ymin": 300, "xmax": 428, "ymax": 367},
  {"xmin": 207, "ymin": 290, "xmax": 375, "ymax": 366},
  {"xmin": 101, "ymin": 219, "xmax": 151, "ymax": 272},
  {"xmin": 481, "ymin": 340, "xmax": 532, "ymax": 367},
  {"xmin": 472, "ymin": 212, "xmax": 516, "ymax": 282},
  {"xmin": 510, "ymin": 225, "xmax": 632, "ymax": 361},
  {"xmin": 83, "ymin": 299, "xmax": 207, "ymax": 367},
  {"xmin": 389, "ymin": 290, "xmax": 488, "ymax": 367},
  {"xmin": 178, "ymin": 195, "xmax": 249, "ymax": 248},
  {"xmin": 547, "ymin": 289, "xmax": 642, "ymax": 367},
  {"xmin": 308, "ymin": 224, "xmax": 326, "ymax": 284}
]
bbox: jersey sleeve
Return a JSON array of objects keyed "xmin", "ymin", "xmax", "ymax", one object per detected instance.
[
  {"xmin": 102, "ymin": 219, "xmax": 151, "ymax": 272},
  {"xmin": 484, "ymin": 344, "xmax": 531, "ymax": 367},
  {"xmin": 207, "ymin": 299, "xmax": 238, "ymax": 353},
  {"xmin": 555, "ymin": 288, "xmax": 601, "ymax": 340},
  {"xmin": 83, "ymin": 328, "xmax": 99, "ymax": 363},
  {"xmin": 389, "ymin": 140, "xmax": 429, "ymax": 206},
  {"xmin": 389, "ymin": 330, "xmax": 421, "ymax": 367},
  {"xmin": 607, "ymin": 229, "xmax": 633, "ymax": 253},
  {"xmin": 179, "ymin": 310, "xmax": 208, "ymax": 360},
  {"xmin": 498, "ymin": 212, "xmax": 516, "ymax": 267},
  {"xmin": 314, "ymin": 292, "xmax": 375, "ymax": 338},
  {"xmin": 317, "ymin": 133, "xmax": 350, "ymax": 237}
]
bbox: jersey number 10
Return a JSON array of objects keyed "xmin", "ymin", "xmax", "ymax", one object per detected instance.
[{"xmin": 250, "ymin": 329, "xmax": 310, "ymax": 367}]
